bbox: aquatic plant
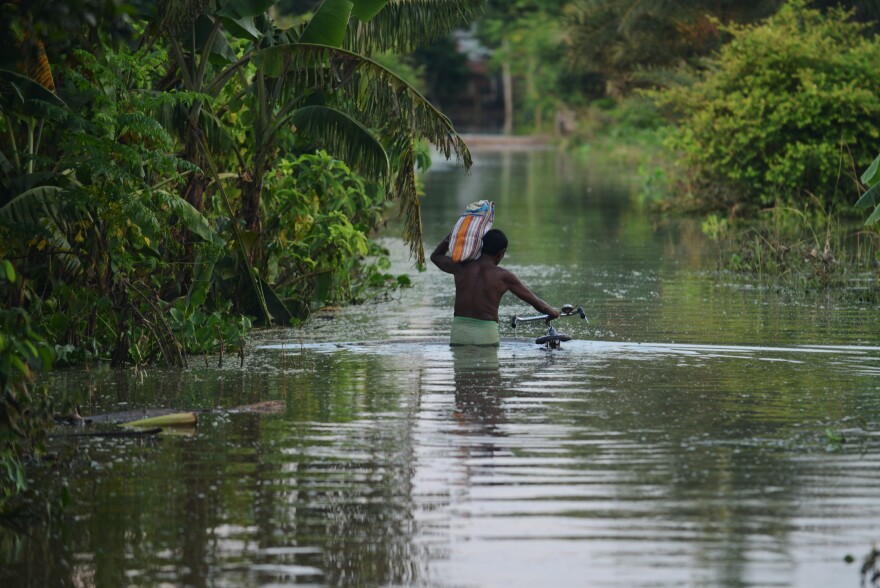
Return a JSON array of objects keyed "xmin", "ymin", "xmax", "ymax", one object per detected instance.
[
  {"xmin": 859, "ymin": 544, "xmax": 880, "ymax": 587},
  {"xmin": 701, "ymin": 204, "xmax": 880, "ymax": 298}
]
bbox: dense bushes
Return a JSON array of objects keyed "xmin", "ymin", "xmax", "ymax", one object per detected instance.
[
  {"xmin": 1, "ymin": 46, "xmax": 236, "ymax": 367},
  {"xmin": 263, "ymin": 151, "xmax": 405, "ymax": 307},
  {"xmin": 654, "ymin": 0, "xmax": 880, "ymax": 212},
  {"xmin": 1, "ymin": 51, "xmax": 408, "ymax": 370},
  {"xmin": 0, "ymin": 260, "xmax": 55, "ymax": 514}
]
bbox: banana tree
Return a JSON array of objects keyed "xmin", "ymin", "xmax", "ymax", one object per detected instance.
[
  {"xmin": 155, "ymin": 0, "xmax": 481, "ymax": 323},
  {"xmin": 0, "ymin": 68, "xmax": 84, "ymax": 276},
  {"xmin": 0, "ymin": 69, "xmax": 67, "ymax": 203},
  {"xmin": 240, "ymin": 0, "xmax": 480, "ymax": 261}
]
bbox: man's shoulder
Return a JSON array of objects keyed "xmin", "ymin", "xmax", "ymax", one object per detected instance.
[{"xmin": 482, "ymin": 264, "xmax": 519, "ymax": 288}]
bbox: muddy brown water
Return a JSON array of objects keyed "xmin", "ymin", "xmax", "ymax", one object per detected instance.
[{"xmin": 4, "ymin": 150, "xmax": 880, "ymax": 587}]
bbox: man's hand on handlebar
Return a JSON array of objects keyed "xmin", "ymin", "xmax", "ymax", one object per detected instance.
[{"xmin": 544, "ymin": 306, "xmax": 561, "ymax": 320}]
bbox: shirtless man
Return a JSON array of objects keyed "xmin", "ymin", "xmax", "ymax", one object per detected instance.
[{"xmin": 431, "ymin": 228, "xmax": 560, "ymax": 346}]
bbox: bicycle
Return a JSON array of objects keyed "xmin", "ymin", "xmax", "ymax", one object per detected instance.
[{"xmin": 510, "ymin": 304, "xmax": 589, "ymax": 349}]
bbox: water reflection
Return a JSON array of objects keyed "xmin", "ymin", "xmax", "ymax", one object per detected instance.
[{"xmin": 452, "ymin": 346, "xmax": 505, "ymax": 434}]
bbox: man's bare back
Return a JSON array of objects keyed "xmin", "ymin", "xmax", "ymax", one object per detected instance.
[{"xmin": 430, "ymin": 231, "xmax": 560, "ymax": 322}]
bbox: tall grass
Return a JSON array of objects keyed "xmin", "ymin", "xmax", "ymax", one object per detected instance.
[{"xmin": 702, "ymin": 202, "xmax": 880, "ymax": 300}]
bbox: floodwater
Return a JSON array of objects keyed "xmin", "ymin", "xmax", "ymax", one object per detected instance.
[{"xmin": 5, "ymin": 149, "xmax": 880, "ymax": 588}]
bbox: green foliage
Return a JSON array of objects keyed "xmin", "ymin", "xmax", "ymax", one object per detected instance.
[
  {"xmin": 0, "ymin": 0, "xmax": 476, "ymax": 522},
  {"xmin": 0, "ymin": 257, "xmax": 55, "ymax": 515},
  {"xmin": 161, "ymin": 0, "xmax": 475, "ymax": 277},
  {"xmin": 476, "ymin": 1, "xmax": 571, "ymax": 132},
  {"xmin": 504, "ymin": 11, "xmax": 568, "ymax": 131},
  {"xmin": 1, "ymin": 42, "xmax": 241, "ymax": 366},
  {"xmin": 654, "ymin": 0, "xmax": 880, "ymax": 211},
  {"xmin": 168, "ymin": 302, "xmax": 252, "ymax": 358},
  {"xmin": 0, "ymin": 0, "xmax": 475, "ymax": 367},
  {"xmin": 263, "ymin": 151, "xmax": 407, "ymax": 306},
  {"xmin": 567, "ymin": 95, "xmax": 670, "ymax": 198}
]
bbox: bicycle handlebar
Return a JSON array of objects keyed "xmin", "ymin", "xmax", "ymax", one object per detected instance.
[{"xmin": 510, "ymin": 305, "xmax": 588, "ymax": 329}]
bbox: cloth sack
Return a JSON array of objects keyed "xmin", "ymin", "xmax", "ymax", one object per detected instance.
[{"xmin": 447, "ymin": 200, "xmax": 494, "ymax": 262}]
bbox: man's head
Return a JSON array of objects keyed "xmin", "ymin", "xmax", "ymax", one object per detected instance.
[{"xmin": 482, "ymin": 229, "xmax": 508, "ymax": 260}]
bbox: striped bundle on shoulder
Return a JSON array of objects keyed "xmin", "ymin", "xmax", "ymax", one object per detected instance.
[{"xmin": 447, "ymin": 200, "xmax": 494, "ymax": 262}]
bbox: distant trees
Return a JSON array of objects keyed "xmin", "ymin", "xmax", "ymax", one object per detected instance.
[
  {"xmin": 563, "ymin": 0, "xmax": 784, "ymax": 97},
  {"xmin": 813, "ymin": 0, "xmax": 880, "ymax": 29},
  {"xmin": 468, "ymin": 0, "xmax": 568, "ymax": 133}
]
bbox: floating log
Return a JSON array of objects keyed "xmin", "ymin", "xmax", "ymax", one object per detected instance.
[
  {"xmin": 50, "ymin": 428, "xmax": 163, "ymax": 439},
  {"xmin": 85, "ymin": 408, "xmax": 191, "ymax": 425},
  {"xmin": 60, "ymin": 402, "xmax": 281, "ymax": 431},
  {"xmin": 122, "ymin": 412, "xmax": 199, "ymax": 427}
]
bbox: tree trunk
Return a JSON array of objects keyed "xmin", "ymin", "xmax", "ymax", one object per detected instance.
[
  {"xmin": 174, "ymin": 129, "xmax": 210, "ymax": 294},
  {"xmin": 240, "ymin": 179, "xmax": 262, "ymax": 234},
  {"xmin": 501, "ymin": 38, "xmax": 514, "ymax": 135},
  {"xmin": 182, "ymin": 130, "xmax": 208, "ymax": 212},
  {"xmin": 239, "ymin": 176, "xmax": 263, "ymax": 261}
]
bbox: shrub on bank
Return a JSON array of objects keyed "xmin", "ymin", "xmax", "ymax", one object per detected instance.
[
  {"xmin": 263, "ymin": 151, "xmax": 394, "ymax": 308},
  {"xmin": 0, "ymin": 260, "xmax": 55, "ymax": 516},
  {"xmin": 654, "ymin": 0, "xmax": 880, "ymax": 213}
]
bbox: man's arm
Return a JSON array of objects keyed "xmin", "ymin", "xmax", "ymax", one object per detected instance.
[
  {"xmin": 430, "ymin": 234, "xmax": 457, "ymax": 274},
  {"xmin": 504, "ymin": 271, "xmax": 560, "ymax": 318}
]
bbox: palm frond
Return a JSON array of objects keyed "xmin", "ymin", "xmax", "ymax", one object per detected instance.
[
  {"xmin": 391, "ymin": 136, "xmax": 424, "ymax": 266},
  {"xmin": 151, "ymin": 94, "xmax": 234, "ymax": 155},
  {"xmin": 260, "ymin": 43, "xmax": 472, "ymax": 168},
  {"xmin": 0, "ymin": 68, "xmax": 67, "ymax": 115},
  {"xmin": 300, "ymin": 0, "xmax": 354, "ymax": 46},
  {"xmin": 345, "ymin": 0, "xmax": 486, "ymax": 55},
  {"xmin": 256, "ymin": 42, "xmax": 471, "ymax": 262},
  {"xmin": 290, "ymin": 105, "xmax": 390, "ymax": 181},
  {"xmin": 0, "ymin": 185, "xmax": 64, "ymax": 228},
  {"xmin": 0, "ymin": 186, "xmax": 82, "ymax": 276},
  {"xmin": 156, "ymin": 189, "xmax": 225, "ymax": 245}
]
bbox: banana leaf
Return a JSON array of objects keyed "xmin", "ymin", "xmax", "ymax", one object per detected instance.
[
  {"xmin": 352, "ymin": 0, "xmax": 388, "ymax": 21},
  {"xmin": 299, "ymin": 0, "xmax": 353, "ymax": 47}
]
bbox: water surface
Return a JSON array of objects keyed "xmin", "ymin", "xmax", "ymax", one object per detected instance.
[{"xmin": 5, "ymin": 149, "xmax": 880, "ymax": 588}]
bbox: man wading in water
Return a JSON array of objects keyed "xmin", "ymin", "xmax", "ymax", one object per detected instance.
[{"xmin": 431, "ymin": 229, "xmax": 560, "ymax": 346}]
